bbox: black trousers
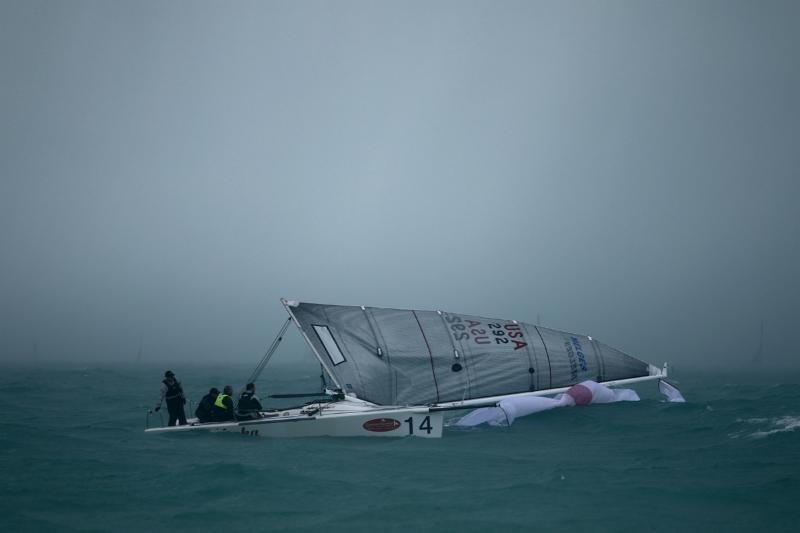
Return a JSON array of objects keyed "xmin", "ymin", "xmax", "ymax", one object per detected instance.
[{"xmin": 167, "ymin": 398, "xmax": 187, "ymax": 426}]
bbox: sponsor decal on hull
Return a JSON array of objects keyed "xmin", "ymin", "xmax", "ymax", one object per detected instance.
[{"xmin": 362, "ymin": 418, "xmax": 401, "ymax": 432}]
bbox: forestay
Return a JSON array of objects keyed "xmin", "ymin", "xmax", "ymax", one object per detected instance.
[{"xmin": 283, "ymin": 300, "xmax": 652, "ymax": 406}]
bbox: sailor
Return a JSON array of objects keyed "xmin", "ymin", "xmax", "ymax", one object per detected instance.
[
  {"xmin": 211, "ymin": 385, "xmax": 236, "ymax": 422},
  {"xmin": 155, "ymin": 370, "xmax": 187, "ymax": 426},
  {"xmin": 237, "ymin": 383, "xmax": 263, "ymax": 420},
  {"xmin": 195, "ymin": 387, "xmax": 219, "ymax": 423}
]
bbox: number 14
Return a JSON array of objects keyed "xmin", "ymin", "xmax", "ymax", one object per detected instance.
[{"xmin": 404, "ymin": 415, "xmax": 432, "ymax": 435}]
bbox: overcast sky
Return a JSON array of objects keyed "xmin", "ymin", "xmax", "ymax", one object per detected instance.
[{"xmin": 1, "ymin": 0, "xmax": 798, "ymax": 369}]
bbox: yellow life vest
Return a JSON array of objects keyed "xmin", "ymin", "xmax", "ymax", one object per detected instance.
[{"xmin": 214, "ymin": 393, "xmax": 229, "ymax": 410}]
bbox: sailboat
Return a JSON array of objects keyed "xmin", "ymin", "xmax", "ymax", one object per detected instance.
[{"xmin": 145, "ymin": 298, "xmax": 673, "ymax": 438}]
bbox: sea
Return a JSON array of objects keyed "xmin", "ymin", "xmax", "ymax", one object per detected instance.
[{"xmin": 2, "ymin": 361, "xmax": 798, "ymax": 532}]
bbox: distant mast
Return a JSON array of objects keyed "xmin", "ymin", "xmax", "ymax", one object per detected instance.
[
  {"xmin": 752, "ymin": 321, "xmax": 764, "ymax": 363},
  {"xmin": 135, "ymin": 333, "xmax": 143, "ymax": 363}
]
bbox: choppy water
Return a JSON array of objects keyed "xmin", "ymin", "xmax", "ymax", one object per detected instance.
[{"xmin": 2, "ymin": 362, "xmax": 798, "ymax": 532}]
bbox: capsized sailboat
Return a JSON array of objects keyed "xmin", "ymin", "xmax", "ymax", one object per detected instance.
[{"xmin": 145, "ymin": 298, "xmax": 677, "ymax": 438}]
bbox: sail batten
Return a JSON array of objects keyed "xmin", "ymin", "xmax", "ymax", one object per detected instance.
[{"xmin": 284, "ymin": 300, "xmax": 653, "ymax": 406}]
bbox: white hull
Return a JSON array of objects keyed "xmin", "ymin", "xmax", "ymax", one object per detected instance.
[{"xmin": 145, "ymin": 398, "xmax": 443, "ymax": 439}]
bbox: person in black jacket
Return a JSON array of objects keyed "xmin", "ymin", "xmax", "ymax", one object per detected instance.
[
  {"xmin": 211, "ymin": 385, "xmax": 236, "ymax": 422},
  {"xmin": 195, "ymin": 387, "xmax": 219, "ymax": 423},
  {"xmin": 154, "ymin": 370, "xmax": 187, "ymax": 426},
  {"xmin": 237, "ymin": 383, "xmax": 263, "ymax": 420}
]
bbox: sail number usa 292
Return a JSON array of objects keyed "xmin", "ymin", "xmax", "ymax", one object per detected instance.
[{"xmin": 444, "ymin": 314, "xmax": 528, "ymax": 351}]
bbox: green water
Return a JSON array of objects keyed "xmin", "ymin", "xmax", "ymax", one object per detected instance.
[{"xmin": 1, "ymin": 363, "xmax": 798, "ymax": 532}]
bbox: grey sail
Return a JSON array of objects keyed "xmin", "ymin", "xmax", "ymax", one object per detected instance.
[{"xmin": 286, "ymin": 301, "xmax": 651, "ymax": 406}]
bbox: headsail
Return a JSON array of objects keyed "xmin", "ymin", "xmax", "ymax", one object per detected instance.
[{"xmin": 283, "ymin": 299, "xmax": 656, "ymax": 406}]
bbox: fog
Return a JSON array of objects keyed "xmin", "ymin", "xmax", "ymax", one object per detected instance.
[{"xmin": 1, "ymin": 1, "xmax": 798, "ymax": 370}]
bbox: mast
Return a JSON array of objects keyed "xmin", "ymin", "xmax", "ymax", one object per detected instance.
[
  {"xmin": 135, "ymin": 333, "xmax": 143, "ymax": 363},
  {"xmin": 752, "ymin": 320, "xmax": 764, "ymax": 363},
  {"xmin": 431, "ymin": 364, "xmax": 666, "ymax": 411}
]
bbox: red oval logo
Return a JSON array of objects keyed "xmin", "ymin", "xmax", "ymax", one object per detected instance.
[{"xmin": 362, "ymin": 418, "xmax": 401, "ymax": 432}]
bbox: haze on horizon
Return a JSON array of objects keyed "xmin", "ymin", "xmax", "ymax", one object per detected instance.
[{"xmin": 1, "ymin": 1, "xmax": 798, "ymax": 371}]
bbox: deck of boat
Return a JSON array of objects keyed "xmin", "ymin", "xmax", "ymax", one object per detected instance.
[{"xmin": 145, "ymin": 398, "xmax": 444, "ymax": 438}]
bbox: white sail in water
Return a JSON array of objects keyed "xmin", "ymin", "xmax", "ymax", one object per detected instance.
[
  {"xmin": 284, "ymin": 300, "xmax": 660, "ymax": 406},
  {"xmin": 455, "ymin": 380, "xmax": 641, "ymax": 427}
]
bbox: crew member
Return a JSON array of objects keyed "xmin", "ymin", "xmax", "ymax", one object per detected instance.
[
  {"xmin": 195, "ymin": 387, "xmax": 219, "ymax": 423},
  {"xmin": 237, "ymin": 383, "xmax": 263, "ymax": 420},
  {"xmin": 212, "ymin": 385, "xmax": 235, "ymax": 422},
  {"xmin": 155, "ymin": 370, "xmax": 187, "ymax": 426}
]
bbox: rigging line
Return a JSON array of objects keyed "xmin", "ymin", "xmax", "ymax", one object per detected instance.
[
  {"xmin": 365, "ymin": 306, "xmax": 394, "ymax": 399},
  {"xmin": 532, "ymin": 325, "xmax": 553, "ymax": 389},
  {"xmin": 412, "ymin": 310, "xmax": 440, "ymax": 403},
  {"xmin": 499, "ymin": 404, "xmax": 511, "ymax": 427},
  {"xmin": 513, "ymin": 320, "xmax": 536, "ymax": 391},
  {"xmin": 269, "ymin": 392, "xmax": 327, "ymax": 399},
  {"xmin": 244, "ymin": 317, "xmax": 292, "ymax": 387},
  {"xmin": 361, "ymin": 306, "xmax": 383, "ymax": 357},
  {"xmin": 588, "ymin": 339, "xmax": 603, "ymax": 382},
  {"xmin": 438, "ymin": 311, "xmax": 473, "ymax": 401},
  {"xmin": 436, "ymin": 310, "xmax": 459, "ymax": 357},
  {"xmin": 520, "ymin": 322, "xmax": 540, "ymax": 391}
]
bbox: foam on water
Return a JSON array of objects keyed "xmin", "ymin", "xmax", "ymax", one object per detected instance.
[{"xmin": 732, "ymin": 416, "xmax": 800, "ymax": 439}]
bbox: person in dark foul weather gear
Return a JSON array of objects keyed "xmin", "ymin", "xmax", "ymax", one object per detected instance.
[
  {"xmin": 237, "ymin": 383, "xmax": 263, "ymax": 420},
  {"xmin": 211, "ymin": 385, "xmax": 235, "ymax": 422},
  {"xmin": 195, "ymin": 387, "xmax": 219, "ymax": 423},
  {"xmin": 155, "ymin": 370, "xmax": 187, "ymax": 426}
]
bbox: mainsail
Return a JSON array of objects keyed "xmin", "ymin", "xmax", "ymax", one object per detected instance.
[{"xmin": 283, "ymin": 300, "xmax": 655, "ymax": 406}]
